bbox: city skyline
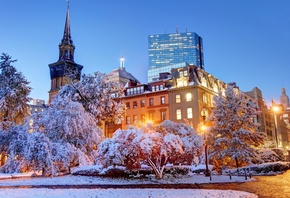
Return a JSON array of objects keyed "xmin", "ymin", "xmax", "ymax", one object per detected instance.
[{"xmin": 0, "ymin": 0, "xmax": 290, "ymax": 106}]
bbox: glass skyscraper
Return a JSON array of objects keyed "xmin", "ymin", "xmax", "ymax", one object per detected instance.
[{"xmin": 148, "ymin": 32, "xmax": 204, "ymax": 82}]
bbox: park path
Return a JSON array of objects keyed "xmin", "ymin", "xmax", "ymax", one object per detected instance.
[{"xmin": 198, "ymin": 170, "xmax": 290, "ymax": 198}]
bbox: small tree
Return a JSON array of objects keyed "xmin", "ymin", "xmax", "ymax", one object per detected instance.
[
  {"xmin": 207, "ymin": 83, "xmax": 266, "ymax": 169},
  {"xmin": 96, "ymin": 120, "xmax": 202, "ymax": 179}
]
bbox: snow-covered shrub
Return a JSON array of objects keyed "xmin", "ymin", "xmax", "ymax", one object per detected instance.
[
  {"xmin": 255, "ymin": 148, "xmax": 284, "ymax": 163},
  {"xmin": 159, "ymin": 120, "xmax": 203, "ymax": 165},
  {"xmin": 97, "ymin": 129, "xmax": 141, "ymax": 169},
  {"xmin": 96, "ymin": 120, "xmax": 202, "ymax": 179}
]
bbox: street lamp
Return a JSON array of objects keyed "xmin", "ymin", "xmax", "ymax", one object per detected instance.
[
  {"xmin": 272, "ymin": 106, "xmax": 280, "ymax": 148},
  {"xmin": 201, "ymin": 107, "xmax": 210, "ymax": 177},
  {"xmin": 272, "ymin": 103, "xmax": 283, "ymax": 148}
]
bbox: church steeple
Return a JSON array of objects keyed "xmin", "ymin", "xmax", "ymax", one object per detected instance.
[
  {"xmin": 58, "ymin": 0, "xmax": 75, "ymax": 62},
  {"xmin": 48, "ymin": 0, "xmax": 83, "ymax": 103}
]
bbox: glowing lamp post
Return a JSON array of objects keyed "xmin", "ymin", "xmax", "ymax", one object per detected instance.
[
  {"xmin": 201, "ymin": 107, "xmax": 210, "ymax": 177},
  {"xmin": 272, "ymin": 105, "xmax": 281, "ymax": 148}
]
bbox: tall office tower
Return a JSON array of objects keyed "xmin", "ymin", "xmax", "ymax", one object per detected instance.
[
  {"xmin": 48, "ymin": 1, "xmax": 83, "ymax": 102},
  {"xmin": 148, "ymin": 31, "xmax": 204, "ymax": 82}
]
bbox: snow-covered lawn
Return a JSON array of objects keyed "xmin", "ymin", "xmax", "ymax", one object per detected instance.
[
  {"xmin": 0, "ymin": 172, "xmax": 257, "ymax": 198},
  {"xmin": 0, "ymin": 188, "xmax": 257, "ymax": 198}
]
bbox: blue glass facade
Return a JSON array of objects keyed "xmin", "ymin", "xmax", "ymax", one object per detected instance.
[{"xmin": 148, "ymin": 32, "xmax": 204, "ymax": 82}]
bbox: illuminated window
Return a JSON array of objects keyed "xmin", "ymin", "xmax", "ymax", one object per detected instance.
[
  {"xmin": 177, "ymin": 79, "xmax": 188, "ymax": 87},
  {"xmin": 186, "ymin": 93, "xmax": 192, "ymax": 101},
  {"xmin": 161, "ymin": 96, "xmax": 165, "ymax": 104},
  {"xmin": 187, "ymin": 108, "xmax": 193, "ymax": 118},
  {"xmin": 176, "ymin": 109, "xmax": 181, "ymax": 120},
  {"xmin": 140, "ymin": 99, "xmax": 145, "ymax": 107},
  {"xmin": 133, "ymin": 115, "xmax": 138, "ymax": 122},
  {"xmin": 176, "ymin": 95, "xmax": 181, "ymax": 103},
  {"xmin": 203, "ymin": 92, "xmax": 208, "ymax": 103},
  {"xmin": 149, "ymin": 98, "xmax": 154, "ymax": 106},
  {"xmin": 126, "ymin": 116, "xmax": 130, "ymax": 124},
  {"xmin": 126, "ymin": 102, "xmax": 130, "ymax": 109},
  {"xmin": 133, "ymin": 101, "xmax": 137, "ymax": 108},
  {"xmin": 141, "ymin": 114, "xmax": 145, "ymax": 122},
  {"xmin": 149, "ymin": 112, "xmax": 154, "ymax": 120},
  {"xmin": 161, "ymin": 111, "xmax": 166, "ymax": 121}
]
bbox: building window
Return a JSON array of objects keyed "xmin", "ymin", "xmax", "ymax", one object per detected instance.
[
  {"xmin": 161, "ymin": 111, "xmax": 166, "ymax": 121},
  {"xmin": 203, "ymin": 92, "xmax": 208, "ymax": 103},
  {"xmin": 161, "ymin": 96, "xmax": 165, "ymax": 104},
  {"xmin": 177, "ymin": 79, "xmax": 188, "ymax": 87},
  {"xmin": 140, "ymin": 99, "xmax": 145, "ymax": 107},
  {"xmin": 141, "ymin": 114, "xmax": 145, "ymax": 122},
  {"xmin": 126, "ymin": 116, "xmax": 130, "ymax": 124},
  {"xmin": 160, "ymin": 85, "xmax": 163, "ymax": 90},
  {"xmin": 126, "ymin": 102, "xmax": 130, "ymax": 109},
  {"xmin": 187, "ymin": 108, "xmax": 193, "ymax": 119},
  {"xmin": 149, "ymin": 112, "xmax": 154, "ymax": 120},
  {"xmin": 176, "ymin": 109, "xmax": 181, "ymax": 120},
  {"xmin": 133, "ymin": 101, "xmax": 137, "ymax": 108},
  {"xmin": 176, "ymin": 94, "xmax": 181, "ymax": 103},
  {"xmin": 149, "ymin": 98, "xmax": 154, "ymax": 106},
  {"xmin": 133, "ymin": 115, "xmax": 138, "ymax": 123},
  {"xmin": 186, "ymin": 93, "xmax": 192, "ymax": 102},
  {"xmin": 156, "ymin": 85, "xmax": 159, "ymax": 91},
  {"xmin": 152, "ymin": 86, "xmax": 155, "ymax": 92}
]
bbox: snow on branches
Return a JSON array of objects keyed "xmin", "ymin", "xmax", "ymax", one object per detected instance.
[
  {"xmin": 96, "ymin": 120, "xmax": 202, "ymax": 179},
  {"xmin": 207, "ymin": 83, "xmax": 266, "ymax": 169},
  {"xmin": 58, "ymin": 71, "xmax": 125, "ymax": 125},
  {"xmin": 0, "ymin": 53, "xmax": 31, "ymax": 128},
  {"xmin": 29, "ymin": 96, "xmax": 103, "ymax": 167}
]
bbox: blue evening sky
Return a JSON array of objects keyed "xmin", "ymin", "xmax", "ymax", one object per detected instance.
[{"xmin": 0, "ymin": 0, "xmax": 289, "ymax": 106}]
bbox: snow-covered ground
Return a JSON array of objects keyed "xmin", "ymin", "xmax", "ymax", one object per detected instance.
[
  {"xmin": 0, "ymin": 171, "xmax": 257, "ymax": 198},
  {"xmin": 0, "ymin": 188, "xmax": 257, "ymax": 198}
]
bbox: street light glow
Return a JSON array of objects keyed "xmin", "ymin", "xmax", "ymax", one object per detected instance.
[
  {"xmin": 201, "ymin": 125, "xmax": 207, "ymax": 132},
  {"xmin": 273, "ymin": 106, "xmax": 280, "ymax": 112}
]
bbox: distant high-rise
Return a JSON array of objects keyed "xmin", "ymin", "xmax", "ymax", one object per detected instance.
[
  {"xmin": 48, "ymin": 1, "xmax": 83, "ymax": 102},
  {"xmin": 148, "ymin": 31, "xmax": 204, "ymax": 82},
  {"xmin": 280, "ymin": 88, "xmax": 289, "ymax": 109}
]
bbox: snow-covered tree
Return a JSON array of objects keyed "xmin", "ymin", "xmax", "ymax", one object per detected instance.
[
  {"xmin": 29, "ymin": 92, "xmax": 103, "ymax": 168},
  {"xmin": 0, "ymin": 53, "xmax": 31, "ymax": 128},
  {"xmin": 207, "ymin": 83, "xmax": 266, "ymax": 169},
  {"xmin": 96, "ymin": 120, "xmax": 202, "ymax": 179},
  {"xmin": 0, "ymin": 124, "xmax": 57, "ymax": 176},
  {"xmin": 57, "ymin": 72, "xmax": 125, "ymax": 125}
]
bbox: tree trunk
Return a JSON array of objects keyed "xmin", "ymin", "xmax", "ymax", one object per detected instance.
[
  {"xmin": 0, "ymin": 154, "xmax": 6, "ymax": 166},
  {"xmin": 235, "ymin": 157, "xmax": 239, "ymax": 168}
]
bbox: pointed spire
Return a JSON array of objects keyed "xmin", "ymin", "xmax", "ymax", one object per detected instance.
[
  {"xmin": 58, "ymin": 0, "xmax": 75, "ymax": 62},
  {"xmin": 61, "ymin": 0, "xmax": 73, "ymax": 45}
]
